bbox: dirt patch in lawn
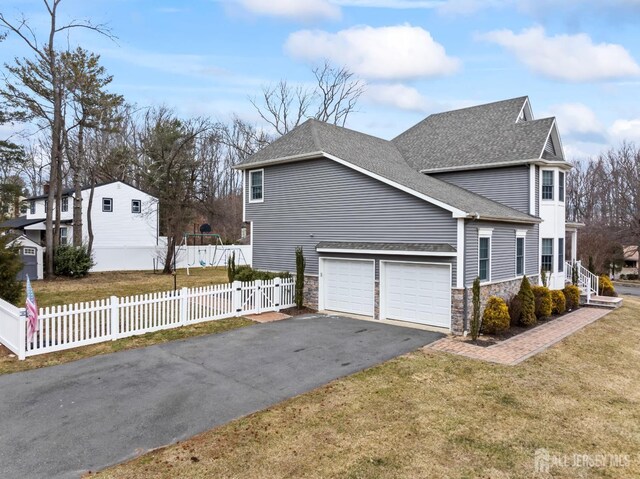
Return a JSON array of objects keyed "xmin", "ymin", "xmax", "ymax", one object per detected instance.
[
  {"xmin": 93, "ymin": 297, "xmax": 640, "ymax": 479},
  {"xmin": 280, "ymin": 306, "xmax": 317, "ymax": 316}
]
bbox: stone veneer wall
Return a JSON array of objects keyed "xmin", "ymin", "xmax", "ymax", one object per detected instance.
[
  {"xmin": 452, "ymin": 275, "xmax": 539, "ymax": 335},
  {"xmin": 302, "ymin": 275, "xmax": 319, "ymax": 310}
]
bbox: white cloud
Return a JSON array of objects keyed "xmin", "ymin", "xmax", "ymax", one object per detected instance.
[
  {"xmin": 609, "ymin": 119, "xmax": 640, "ymax": 143},
  {"xmin": 479, "ymin": 26, "xmax": 640, "ymax": 82},
  {"xmin": 237, "ymin": 0, "xmax": 341, "ymax": 21},
  {"xmin": 285, "ymin": 24, "xmax": 460, "ymax": 80},
  {"xmin": 548, "ymin": 103, "xmax": 604, "ymax": 137},
  {"xmin": 364, "ymin": 83, "xmax": 430, "ymax": 112}
]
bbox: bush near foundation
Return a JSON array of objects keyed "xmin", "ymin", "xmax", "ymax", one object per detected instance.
[
  {"xmin": 531, "ymin": 285, "xmax": 552, "ymax": 320},
  {"xmin": 481, "ymin": 296, "xmax": 510, "ymax": 334},
  {"xmin": 598, "ymin": 275, "xmax": 617, "ymax": 297},
  {"xmin": 563, "ymin": 284, "xmax": 580, "ymax": 311},
  {"xmin": 517, "ymin": 276, "xmax": 537, "ymax": 327},
  {"xmin": 550, "ymin": 290, "xmax": 566, "ymax": 315}
]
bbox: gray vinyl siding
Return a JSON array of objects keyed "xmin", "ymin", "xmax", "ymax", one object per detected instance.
[
  {"xmin": 464, "ymin": 220, "xmax": 538, "ymax": 286},
  {"xmin": 245, "ymin": 158, "xmax": 458, "ymax": 278},
  {"xmin": 432, "ymin": 166, "xmax": 530, "ymax": 214},
  {"xmin": 535, "ymin": 165, "xmax": 540, "ymax": 216}
]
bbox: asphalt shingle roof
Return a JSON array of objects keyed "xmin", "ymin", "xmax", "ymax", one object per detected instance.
[
  {"xmin": 392, "ymin": 97, "xmax": 558, "ymax": 171},
  {"xmin": 0, "ymin": 217, "xmax": 44, "ymax": 229},
  {"xmin": 237, "ymin": 97, "xmax": 555, "ymax": 224}
]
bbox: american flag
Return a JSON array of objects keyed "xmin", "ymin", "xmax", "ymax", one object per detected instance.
[{"xmin": 25, "ymin": 275, "xmax": 39, "ymax": 342}]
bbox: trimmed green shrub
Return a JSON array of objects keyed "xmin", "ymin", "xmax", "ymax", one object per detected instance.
[
  {"xmin": 481, "ymin": 296, "xmax": 510, "ymax": 334},
  {"xmin": 563, "ymin": 284, "xmax": 580, "ymax": 311},
  {"xmin": 599, "ymin": 275, "xmax": 617, "ymax": 297},
  {"xmin": 0, "ymin": 235, "xmax": 23, "ymax": 304},
  {"xmin": 507, "ymin": 293, "xmax": 523, "ymax": 326},
  {"xmin": 550, "ymin": 289, "xmax": 566, "ymax": 315},
  {"xmin": 518, "ymin": 275, "xmax": 537, "ymax": 327},
  {"xmin": 232, "ymin": 265, "xmax": 290, "ymax": 282},
  {"xmin": 470, "ymin": 277, "xmax": 481, "ymax": 340},
  {"xmin": 54, "ymin": 245, "xmax": 94, "ymax": 278},
  {"xmin": 531, "ymin": 285, "xmax": 552, "ymax": 320},
  {"xmin": 540, "ymin": 268, "xmax": 548, "ymax": 287},
  {"xmin": 295, "ymin": 247, "xmax": 305, "ymax": 309}
]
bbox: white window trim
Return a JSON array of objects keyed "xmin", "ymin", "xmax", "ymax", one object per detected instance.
[
  {"xmin": 478, "ymin": 234, "xmax": 492, "ymax": 284},
  {"xmin": 131, "ymin": 199, "xmax": 142, "ymax": 214},
  {"xmin": 102, "ymin": 197, "xmax": 113, "ymax": 213},
  {"xmin": 541, "ymin": 169, "xmax": 555, "ymax": 202},
  {"xmin": 515, "ymin": 235, "xmax": 526, "ymax": 278},
  {"xmin": 558, "ymin": 171, "xmax": 565, "ymax": 204},
  {"xmin": 248, "ymin": 168, "xmax": 264, "ymax": 204},
  {"xmin": 23, "ymin": 247, "xmax": 37, "ymax": 256},
  {"xmin": 541, "ymin": 237, "xmax": 554, "ymax": 273},
  {"xmin": 61, "ymin": 196, "xmax": 69, "ymax": 213},
  {"xmin": 558, "ymin": 237, "xmax": 565, "ymax": 273}
]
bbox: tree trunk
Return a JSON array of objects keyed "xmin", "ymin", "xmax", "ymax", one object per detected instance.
[
  {"xmin": 163, "ymin": 236, "xmax": 176, "ymax": 274},
  {"xmin": 72, "ymin": 123, "xmax": 84, "ymax": 246},
  {"xmin": 87, "ymin": 178, "xmax": 96, "ymax": 254}
]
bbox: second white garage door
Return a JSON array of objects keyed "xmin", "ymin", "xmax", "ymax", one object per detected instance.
[
  {"xmin": 322, "ymin": 258, "xmax": 374, "ymax": 316},
  {"xmin": 381, "ymin": 261, "xmax": 451, "ymax": 328}
]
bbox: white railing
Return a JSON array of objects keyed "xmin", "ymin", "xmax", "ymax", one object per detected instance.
[
  {"xmin": 0, "ymin": 278, "xmax": 295, "ymax": 360},
  {"xmin": 566, "ymin": 261, "xmax": 599, "ymax": 302}
]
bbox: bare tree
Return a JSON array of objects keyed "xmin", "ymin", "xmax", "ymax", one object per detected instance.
[{"xmin": 250, "ymin": 61, "xmax": 365, "ymax": 136}]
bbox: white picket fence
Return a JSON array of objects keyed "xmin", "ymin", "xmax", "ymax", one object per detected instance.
[{"xmin": 0, "ymin": 277, "xmax": 295, "ymax": 360}]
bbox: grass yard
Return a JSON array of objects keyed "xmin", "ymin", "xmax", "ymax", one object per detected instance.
[
  {"xmin": 94, "ymin": 297, "xmax": 640, "ymax": 479},
  {"xmin": 30, "ymin": 267, "xmax": 229, "ymax": 308}
]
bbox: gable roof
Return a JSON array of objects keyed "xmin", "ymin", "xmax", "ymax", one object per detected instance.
[
  {"xmin": 392, "ymin": 96, "xmax": 567, "ymax": 172},
  {"xmin": 237, "ymin": 119, "xmax": 540, "ymax": 224},
  {"xmin": 26, "ymin": 180, "xmax": 157, "ymax": 201},
  {"xmin": 0, "ymin": 216, "xmax": 45, "ymax": 229}
]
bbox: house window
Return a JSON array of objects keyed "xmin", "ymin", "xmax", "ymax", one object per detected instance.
[
  {"xmin": 516, "ymin": 237, "xmax": 525, "ymax": 277},
  {"xmin": 249, "ymin": 169, "xmax": 264, "ymax": 202},
  {"xmin": 559, "ymin": 171, "xmax": 565, "ymax": 202},
  {"xmin": 60, "ymin": 228, "xmax": 68, "ymax": 246},
  {"xmin": 30, "ymin": 201, "xmax": 35, "ymax": 215},
  {"xmin": 542, "ymin": 171, "xmax": 554, "ymax": 200},
  {"xmin": 558, "ymin": 238, "xmax": 564, "ymax": 272},
  {"xmin": 479, "ymin": 237, "xmax": 491, "ymax": 282},
  {"xmin": 23, "ymin": 247, "xmax": 36, "ymax": 256},
  {"xmin": 102, "ymin": 198, "xmax": 113, "ymax": 212},
  {"xmin": 541, "ymin": 238, "xmax": 554, "ymax": 272},
  {"xmin": 131, "ymin": 199, "xmax": 141, "ymax": 214},
  {"xmin": 61, "ymin": 196, "xmax": 69, "ymax": 213},
  {"xmin": 44, "ymin": 199, "xmax": 49, "ymax": 211}
]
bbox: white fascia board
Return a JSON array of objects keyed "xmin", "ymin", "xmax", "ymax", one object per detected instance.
[
  {"xmin": 233, "ymin": 152, "xmax": 325, "ymax": 170},
  {"xmin": 516, "ymin": 96, "xmax": 533, "ymax": 122},
  {"xmin": 315, "ymin": 248, "xmax": 457, "ymax": 257},
  {"xmin": 321, "ymin": 152, "xmax": 468, "ymax": 218},
  {"xmin": 538, "ymin": 119, "xmax": 566, "ymax": 162}
]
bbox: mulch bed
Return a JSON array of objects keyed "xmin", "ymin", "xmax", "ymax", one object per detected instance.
[{"xmin": 280, "ymin": 306, "xmax": 317, "ymax": 316}]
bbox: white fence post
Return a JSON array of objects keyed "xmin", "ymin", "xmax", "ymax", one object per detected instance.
[
  {"xmin": 18, "ymin": 310, "xmax": 26, "ymax": 360},
  {"xmin": 233, "ymin": 281, "xmax": 242, "ymax": 317},
  {"xmin": 110, "ymin": 296, "xmax": 119, "ymax": 340},
  {"xmin": 274, "ymin": 277, "xmax": 281, "ymax": 312},
  {"xmin": 180, "ymin": 287, "xmax": 189, "ymax": 326},
  {"xmin": 255, "ymin": 280, "xmax": 263, "ymax": 314}
]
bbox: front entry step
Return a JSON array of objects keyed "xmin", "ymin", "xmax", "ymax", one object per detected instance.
[{"xmin": 580, "ymin": 295, "xmax": 623, "ymax": 309}]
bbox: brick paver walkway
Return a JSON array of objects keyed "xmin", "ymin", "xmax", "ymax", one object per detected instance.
[{"xmin": 428, "ymin": 307, "xmax": 612, "ymax": 365}]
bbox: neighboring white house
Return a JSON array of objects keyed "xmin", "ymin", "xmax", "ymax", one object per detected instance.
[{"xmin": 0, "ymin": 181, "xmax": 160, "ymax": 272}]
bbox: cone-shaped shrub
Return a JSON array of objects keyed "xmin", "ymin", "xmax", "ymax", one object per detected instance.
[
  {"xmin": 550, "ymin": 290, "xmax": 566, "ymax": 315},
  {"xmin": 470, "ymin": 277, "xmax": 481, "ymax": 340},
  {"xmin": 531, "ymin": 285, "xmax": 552, "ymax": 320},
  {"xmin": 563, "ymin": 284, "xmax": 580, "ymax": 310},
  {"xmin": 598, "ymin": 275, "xmax": 617, "ymax": 297},
  {"xmin": 481, "ymin": 296, "xmax": 510, "ymax": 334},
  {"xmin": 508, "ymin": 294, "xmax": 523, "ymax": 326},
  {"xmin": 518, "ymin": 275, "xmax": 536, "ymax": 326}
]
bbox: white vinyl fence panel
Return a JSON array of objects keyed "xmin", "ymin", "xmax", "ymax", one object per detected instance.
[{"xmin": 0, "ymin": 278, "xmax": 295, "ymax": 360}]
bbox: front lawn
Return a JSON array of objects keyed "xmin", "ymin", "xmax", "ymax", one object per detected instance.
[
  {"xmin": 95, "ymin": 297, "xmax": 640, "ymax": 479},
  {"xmin": 30, "ymin": 267, "xmax": 229, "ymax": 308}
]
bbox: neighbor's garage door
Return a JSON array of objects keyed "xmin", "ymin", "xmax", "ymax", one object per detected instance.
[
  {"xmin": 322, "ymin": 258, "xmax": 374, "ymax": 316},
  {"xmin": 381, "ymin": 262, "xmax": 451, "ymax": 328}
]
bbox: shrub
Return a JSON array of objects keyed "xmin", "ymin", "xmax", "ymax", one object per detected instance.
[
  {"xmin": 470, "ymin": 277, "xmax": 481, "ymax": 340},
  {"xmin": 563, "ymin": 284, "xmax": 580, "ymax": 311},
  {"xmin": 518, "ymin": 276, "xmax": 537, "ymax": 327},
  {"xmin": 599, "ymin": 275, "xmax": 617, "ymax": 297},
  {"xmin": 481, "ymin": 296, "xmax": 510, "ymax": 334},
  {"xmin": 0, "ymin": 235, "xmax": 23, "ymax": 304},
  {"xmin": 226, "ymin": 252, "xmax": 236, "ymax": 282},
  {"xmin": 295, "ymin": 247, "xmax": 305, "ymax": 309},
  {"xmin": 619, "ymin": 274, "xmax": 627, "ymax": 280},
  {"xmin": 54, "ymin": 245, "xmax": 94, "ymax": 278},
  {"xmin": 550, "ymin": 290, "xmax": 566, "ymax": 315},
  {"xmin": 230, "ymin": 265, "xmax": 290, "ymax": 282},
  {"xmin": 531, "ymin": 286, "xmax": 552, "ymax": 320},
  {"xmin": 629, "ymin": 274, "xmax": 639, "ymax": 280},
  {"xmin": 507, "ymin": 294, "xmax": 523, "ymax": 326},
  {"xmin": 540, "ymin": 268, "xmax": 548, "ymax": 287}
]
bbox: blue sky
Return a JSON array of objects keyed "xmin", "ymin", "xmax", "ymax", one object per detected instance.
[{"xmin": 2, "ymin": 0, "xmax": 640, "ymax": 160}]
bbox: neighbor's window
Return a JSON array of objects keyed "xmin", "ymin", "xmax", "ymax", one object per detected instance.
[
  {"xmin": 516, "ymin": 237, "xmax": 525, "ymax": 276},
  {"xmin": 29, "ymin": 201, "xmax": 35, "ymax": 215},
  {"xmin": 131, "ymin": 199, "xmax": 141, "ymax": 214},
  {"xmin": 23, "ymin": 247, "xmax": 36, "ymax": 256},
  {"xmin": 44, "ymin": 199, "xmax": 49, "ymax": 211},
  {"xmin": 249, "ymin": 169, "xmax": 263, "ymax": 202},
  {"xmin": 558, "ymin": 238, "xmax": 564, "ymax": 272},
  {"xmin": 559, "ymin": 171, "xmax": 565, "ymax": 202},
  {"xmin": 542, "ymin": 170, "xmax": 554, "ymax": 200},
  {"xmin": 61, "ymin": 196, "xmax": 69, "ymax": 213},
  {"xmin": 60, "ymin": 228, "xmax": 68, "ymax": 246},
  {"xmin": 102, "ymin": 198, "xmax": 113, "ymax": 212},
  {"xmin": 479, "ymin": 237, "xmax": 491, "ymax": 281},
  {"xmin": 541, "ymin": 238, "xmax": 554, "ymax": 272}
]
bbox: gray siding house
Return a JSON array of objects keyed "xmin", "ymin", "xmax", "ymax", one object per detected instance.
[{"xmin": 237, "ymin": 96, "xmax": 577, "ymax": 333}]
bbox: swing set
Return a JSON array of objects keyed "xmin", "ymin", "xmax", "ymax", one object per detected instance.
[{"xmin": 176, "ymin": 232, "xmax": 247, "ymax": 275}]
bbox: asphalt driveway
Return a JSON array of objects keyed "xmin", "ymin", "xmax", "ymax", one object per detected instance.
[
  {"xmin": 614, "ymin": 283, "xmax": 640, "ymax": 297},
  {"xmin": 0, "ymin": 314, "xmax": 442, "ymax": 479}
]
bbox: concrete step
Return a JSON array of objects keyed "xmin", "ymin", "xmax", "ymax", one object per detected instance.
[{"xmin": 581, "ymin": 295, "xmax": 623, "ymax": 309}]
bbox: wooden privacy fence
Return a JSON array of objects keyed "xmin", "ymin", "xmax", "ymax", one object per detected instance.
[{"xmin": 0, "ymin": 278, "xmax": 295, "ymax": 360}]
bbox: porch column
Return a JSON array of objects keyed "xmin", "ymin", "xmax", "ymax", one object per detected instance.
[{"xmin": 570, "ymin": 229, "xmax": 578, "ymax": 263}]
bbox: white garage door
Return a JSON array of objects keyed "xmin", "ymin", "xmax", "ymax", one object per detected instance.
[
  {"xmin": 322, "ymin": 259, "xmax": 374, "ymax": 316},
  {"xmin": 382, "ymin": 262, "xmax": 451, "ymax": 328}
]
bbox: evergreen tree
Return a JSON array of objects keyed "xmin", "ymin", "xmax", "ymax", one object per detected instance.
[{"xmin": 0, "ymin": 235, "xmax": 23, "ymax": 304}]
